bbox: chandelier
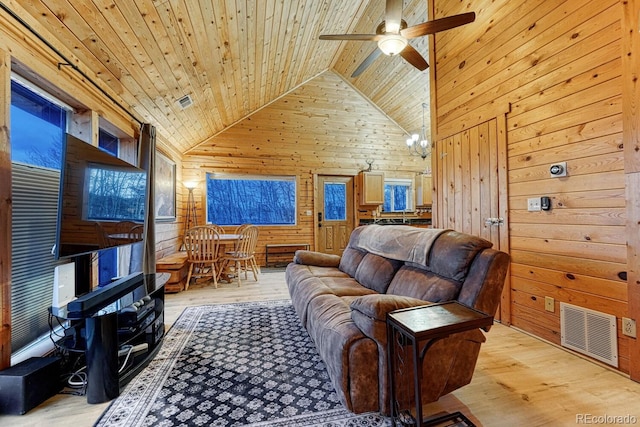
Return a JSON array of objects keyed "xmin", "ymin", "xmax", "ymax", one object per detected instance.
[{"xmin": 406, "ymin": 102, "xmax": 431, "ymax": 159}]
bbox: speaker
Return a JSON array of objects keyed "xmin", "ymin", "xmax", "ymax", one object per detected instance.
[{"xmin": 0, "ymin": 357, "xmax": 62, "ymax": 415}]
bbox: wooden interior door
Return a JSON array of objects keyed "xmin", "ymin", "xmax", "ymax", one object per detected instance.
[
  {"xmin": 316, "ymin": 176, "xmax": 354, "ymax": 256},
  {"xmin": 433, "ymin": 116, "xmax": 511, "ymax": 322}
]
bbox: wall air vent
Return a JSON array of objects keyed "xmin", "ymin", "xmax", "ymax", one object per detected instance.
[
  {"xmin": 176, "ymin": 94, "xmax": 193, "ymax": 110},
  {"xmin": 560, "ymin": 302, "xmax": 618, "ymax": 367}
]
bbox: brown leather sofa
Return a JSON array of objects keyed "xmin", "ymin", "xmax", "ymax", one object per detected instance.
[{"xmin": 285, "ymin": 224, "xmax": 510, "ymax": 414}]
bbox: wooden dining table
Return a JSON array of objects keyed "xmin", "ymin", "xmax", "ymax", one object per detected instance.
[{"xmin": 217, "ymin": 233, "xmax": 241, "ymax": 244}]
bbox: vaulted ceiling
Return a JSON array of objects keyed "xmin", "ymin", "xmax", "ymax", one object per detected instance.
[{"xmin": 13, "ymin": 0, "xmax": 431, "ymax": 155}]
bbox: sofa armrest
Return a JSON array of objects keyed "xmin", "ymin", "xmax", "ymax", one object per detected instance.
[
  {"xmin": 349, "ymin": 294, "xmax": 431, "ymax": 347},
  {"xmin": 350, "ymin": 294, "xmax": 431, "ymax": 322},
  {"xmin": 293, "ymin": 250, "xmax": 341, "ymax": 267}
]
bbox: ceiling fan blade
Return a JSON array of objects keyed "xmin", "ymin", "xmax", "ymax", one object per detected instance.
[
  {"xmin": 400, "ymin": 44, "xmax": 429, "ymax": 71},
  {"xmin": 351, "ymin": 48, "xmax": 383, "ymax": 78},
  {"xmin": 319, "ymin": 33, "xmax": 382, "ymax": 41},
  {"xmin": 385, "ymin": 0, "xmax": 403, "ymax": 33},
  {"xmin": 401, "ymin": 12, "xmax": 476, "ymax": 39}
]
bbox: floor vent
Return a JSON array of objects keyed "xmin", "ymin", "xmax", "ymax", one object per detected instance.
[{"xmin": 560, "ymin": 302, "xmax": 618, "ymax": 367}]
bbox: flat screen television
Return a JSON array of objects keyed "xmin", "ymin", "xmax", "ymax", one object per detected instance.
[{"xmin": 55, "ymin": 134, "xmax": 147, "ymax": 260}]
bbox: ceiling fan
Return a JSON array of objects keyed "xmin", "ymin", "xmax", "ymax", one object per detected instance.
[{"xmin": 319, "ymin": 0, "xmax": 475, "ymax": 77}]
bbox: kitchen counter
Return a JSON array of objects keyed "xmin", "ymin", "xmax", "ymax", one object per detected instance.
[{"xmin": 359, "ymin": 218, "xmax": 432, "ymax": 227}]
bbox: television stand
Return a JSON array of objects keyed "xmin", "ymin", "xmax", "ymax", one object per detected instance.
[{"xmin": 51, "ymin": 273, "xmax": 168, "ymax": 403}]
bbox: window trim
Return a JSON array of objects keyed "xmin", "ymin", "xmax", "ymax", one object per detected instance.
[
  {"xmin": 11, "ymin": 73, "xmax": 74, "ymax": 112},
  {"xmin": 206, "ymin": 173, "xmax": 298, "ymax": 226}
]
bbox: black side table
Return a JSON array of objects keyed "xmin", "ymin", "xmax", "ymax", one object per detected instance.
[{"xmin": 387, "ymin": 301, "xmax": 493, "ymax": 426}]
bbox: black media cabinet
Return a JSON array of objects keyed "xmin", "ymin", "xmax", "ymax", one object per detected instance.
[{"xmin": 51, "ymin": 272, "xmax": 168, "ymax": 403}]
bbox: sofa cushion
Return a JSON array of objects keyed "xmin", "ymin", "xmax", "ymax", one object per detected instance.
[
  {"xmin": 321, "ymin": 276, "xmax": 378, "ymax": 297},
  {"xmin": 354, "ymin": 253, "xmax": 402, "ymax": 294},
  {"xmin": 387, "ymin": 265, "xmax": 462, "ymax": 301},
  {"xmin": 339, "ymin": 247, "xmax": 366, "ymax": 277},
  {"xmin": 427, "ymin": 231, "xmax": 493, "ymax": 282}
]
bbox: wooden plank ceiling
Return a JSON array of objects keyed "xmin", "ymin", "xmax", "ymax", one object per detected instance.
[{"xmin": 12, "ymin": 0, "xmax": 431, "ymax": 155}]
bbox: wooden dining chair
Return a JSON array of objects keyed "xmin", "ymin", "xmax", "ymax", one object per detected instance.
[
  {"xmin": 233, "ymin": 223, "xmax": 250, "ymax": 234},
  {"xmin": 183, "ymin": 225, "xmax": 222, "ymax": 290},
  {"xmin": 219, "ymin": 225, "xmax": 259, "ymax": 287},
  {"xmin": 210, "ymin": 224, "xmax": 226, "ymax": 235}
]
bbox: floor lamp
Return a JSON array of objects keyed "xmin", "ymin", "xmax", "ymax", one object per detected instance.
[{"xmin": 184, "ymin": 181, "xmax": 198, "ymax": 234}]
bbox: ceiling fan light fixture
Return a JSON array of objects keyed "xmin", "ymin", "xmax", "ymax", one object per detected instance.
[{"xmin": 378, "ymin": 34, "xmax": 407, "ymax": 56}]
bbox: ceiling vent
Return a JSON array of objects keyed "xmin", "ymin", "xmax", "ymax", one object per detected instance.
[
  {"xmin": 560, "ymin": 302, "xmax": 618, "ymax": 367},
  {"xmin": 176, "ymin": 94, "xmax": 193, "ymax": 110}
]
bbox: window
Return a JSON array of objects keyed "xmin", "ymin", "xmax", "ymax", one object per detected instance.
[
  {"xmin": 324, "ymin": 182, "xmax": 346, "ymax": 221},
  {"xmin": 206, "ymin": 173, "xmax": 296, "ymax": 226},
  {"xmin": 98, "ymin": 129, "xmax": 119, "ymax": 156},
  {"xmin": 10, "ymin": 77, "xmax": 69, "ymax": 354},
  {"xmin": 383, "ymin": 179, "xmax": 414, "ymax": 213},
  {"xmin": 10, "ymin": 79, "xmax": 66, "ymax": 167}
]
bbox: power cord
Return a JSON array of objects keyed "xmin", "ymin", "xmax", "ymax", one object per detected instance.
[{"xmin": 67, "ymin": 365, "xmax": 87, "ymax": 388}]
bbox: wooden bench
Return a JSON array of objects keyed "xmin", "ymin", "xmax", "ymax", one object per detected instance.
[
  {"xmin": 265, "ymin": 243, "xmax": 310, "ymax": 267},
  {"xmin": 156, "ymin": 252, "xmax": 189, "ymax": 293}
]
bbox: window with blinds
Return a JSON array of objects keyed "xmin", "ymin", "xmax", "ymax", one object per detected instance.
[{"xmin": 11, "ymin": 164, "xmax": 64, "ymax": 351}]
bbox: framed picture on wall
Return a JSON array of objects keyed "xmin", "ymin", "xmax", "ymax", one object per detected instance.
[{"xmin": 155, "ymin": 151, "xmax": 176, "ymax": 221}]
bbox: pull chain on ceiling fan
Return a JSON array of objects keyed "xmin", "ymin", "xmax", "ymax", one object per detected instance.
[{"xmin": 320, "ymin": 0, "xmax": 475, "ymax": 77}]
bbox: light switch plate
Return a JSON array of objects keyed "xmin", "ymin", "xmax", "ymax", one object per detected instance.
[
  {"xmin": 528, "ymin": 198, "xmax": 541, "ymax": 211},
  {"xmin": 545, "ymin": 296, "xmax": 555, "ymax": 312}
]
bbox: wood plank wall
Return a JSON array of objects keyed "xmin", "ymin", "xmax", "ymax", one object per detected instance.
[
  {"xmin": 431, "ymin": 0, "xmax": 633, "ymax": 374},
  {"xmin": 183, "ymin": 70, "xmax": 426, "ymax": 265},
  {"xmin": 622, "ymin": 0, "xmax": 640, "ymax": 381}
]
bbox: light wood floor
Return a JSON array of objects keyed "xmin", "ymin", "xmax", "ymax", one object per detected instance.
[{"xmin": 2, "ymin": 270, "xmax": 639, "ymax": 427}]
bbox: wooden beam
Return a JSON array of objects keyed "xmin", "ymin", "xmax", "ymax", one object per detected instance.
[{"xmin": 0, "ymin": 47, "xmax": 11, "ymax": 369}]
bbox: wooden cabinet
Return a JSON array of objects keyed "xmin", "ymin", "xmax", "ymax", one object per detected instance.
[
  {"xmin": 358, "ymin": 171, "xmax": 384, "ymax": 205},
  {"xmin": 416, "ymin": 174, "xmax": 433, "ymax": 206}
]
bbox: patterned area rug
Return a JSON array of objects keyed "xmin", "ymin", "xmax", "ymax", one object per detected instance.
[{"xmin": 95, "ymin": 300, "xmax": 390, "ymax": 426}]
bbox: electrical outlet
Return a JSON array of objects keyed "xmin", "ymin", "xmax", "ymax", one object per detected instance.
[
  {"xmin": 528, "ymin": 198, "xmax": 541, "ymax": 212},
  {"xmin": 544, "ymin": 296, "xmax": 555, "ymax": 312},
  {"xmin": 623, "ymin": 317, "xmax": 637, "ymax": 338}
]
